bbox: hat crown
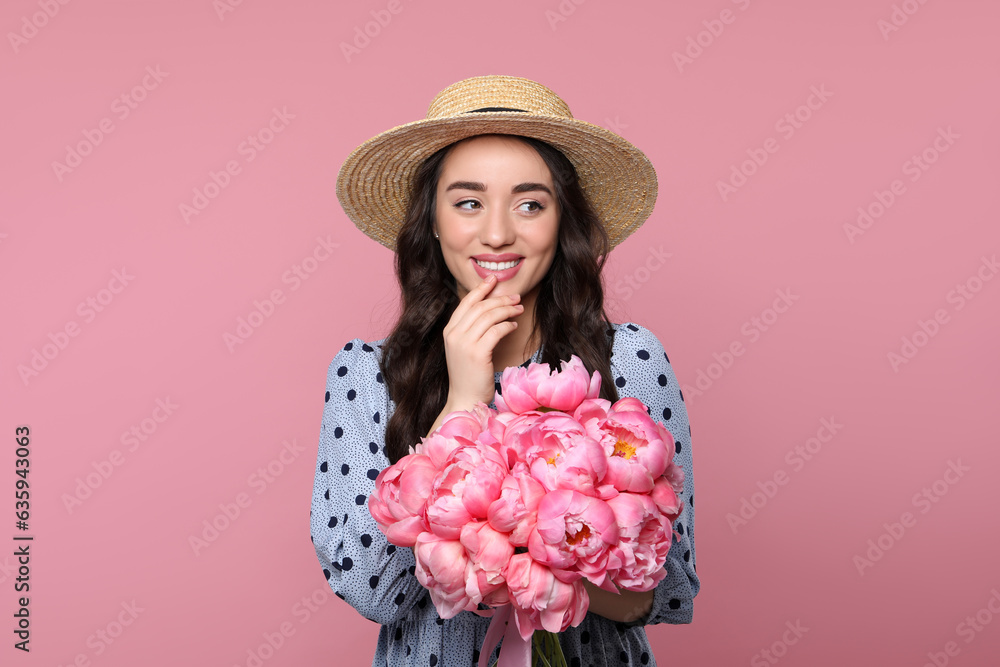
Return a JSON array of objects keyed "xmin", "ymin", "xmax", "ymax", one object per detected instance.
[{"xmin": 426, "ymin": 75, "xmax": 574, "ymax": 120}]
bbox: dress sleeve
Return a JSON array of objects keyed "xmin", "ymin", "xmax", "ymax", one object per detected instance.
[
  {"xmin": 611, "ymin": 323, "xmax": 701, "ymax": 626},
  {"xmin": 309, "ymin": 339, "xmax": 427, "ymax": 626}
]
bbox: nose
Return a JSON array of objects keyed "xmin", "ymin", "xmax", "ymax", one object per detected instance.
[{"xmin": 480, "ymin": 204, "xmax": 516, "ymax": 248}]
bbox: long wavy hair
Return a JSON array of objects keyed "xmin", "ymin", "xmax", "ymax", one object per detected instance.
[{"xmin": 379, "ymin": 134, "xmax": 621, "ymax": 464}]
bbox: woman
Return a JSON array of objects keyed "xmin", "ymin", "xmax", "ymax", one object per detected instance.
[{"xmin": 310, "ymin": 75, "xmax": 699, "ymax": 666}]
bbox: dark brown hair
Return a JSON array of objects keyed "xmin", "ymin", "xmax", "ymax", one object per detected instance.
[{"xmin": 379, "ymin": 134, "xmax": 620, "ymax": 464}]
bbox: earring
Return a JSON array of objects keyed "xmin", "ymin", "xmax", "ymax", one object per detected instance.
[{"xmin": 433, "ymin": 231, "xmax": 439, "ymax": 239}]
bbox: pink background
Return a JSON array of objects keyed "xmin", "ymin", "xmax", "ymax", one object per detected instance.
[{"xmin": 2, "ymin": 0, "xmax": 999, "ymax": 665}]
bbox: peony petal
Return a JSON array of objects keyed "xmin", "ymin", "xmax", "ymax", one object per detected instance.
[
  {"xmin": 610, "ymin": 396, "xmax": 646, "ymax": 413},
  {"xmin": 384, "ymin": 516, "xmax": 427, "ymax": 547}
]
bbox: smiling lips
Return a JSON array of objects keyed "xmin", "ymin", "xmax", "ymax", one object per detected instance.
[{"xmin": 471, "ymin": 256, "xmax": 523, "ymax": 281}]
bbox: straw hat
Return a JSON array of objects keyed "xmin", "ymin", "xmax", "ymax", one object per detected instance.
[{"xmin": 335, "ymin": 74, "xmax": 658, "ymax": 254}]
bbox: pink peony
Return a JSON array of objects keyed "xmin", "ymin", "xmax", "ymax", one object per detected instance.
[
  {"xmin": 495, "ymin": 355, "xmax": 601, "ymax": 414},
  {"xmin": 451, "ymin": 443, "xmax": 510, "ymax": 518},
  {"xmin": 505, "ymin": 553, "xmax": 589, "ymax": 638},
  {"xmin": 425, "ymin": 443, "xmax": 508, "ymax": 538},
  {"xmin": 651, "ymin": 474, "xmax": 684, "ymax": 524},
  {"xmin": 413, "ymin": 532, "xmax": 477, "ymax": 618},
  {"xmin": 487, "ymin": 464, "xmax": 545, "ymax": 546},
  {"xmin": 572, "ymin": 396, "xmax": 614, "ymax": 430},
  {"xmin": 479, "ymin": 407, "xmax": 519, "ymax": 450},
  {"xmin": 663, "ymin": 459, "xmax": 685, "ymax": 495},
  {"xmin": 368, "ymin": 454, "xmax": 436, "ymax": 547},
  {"xmin": 583, "ymin": 397, "xmax": 673, "ymax": 494},
  {"xmin": 528, "ymin": 490, "xmax": 620, "ymax": 589},
  {"xmin": 416, "ymin": 408, "xmax": 485, "ymax": 468},
  {"xmin": 501, "ymin": 411, "xmax": 609, "ymax": 496},
  {"xmin": 369, "ymin": 350, "xmax": 683, "ymax": 667},
  {"xmin": 606, "ymin": 492, "xmax": 672, "ymax": 592},
  {"xmin": 460, "ymin": 521, "xmax": 514, "ymax": 606}
]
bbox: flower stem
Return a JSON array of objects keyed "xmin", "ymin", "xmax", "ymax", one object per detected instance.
[{"xmin": 532, "ymin": 630, "xmax": 568, "ymax": 667}]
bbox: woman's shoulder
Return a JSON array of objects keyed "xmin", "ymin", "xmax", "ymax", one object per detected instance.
[
  {"xmin": 608, "ymin": 322, "xmax": 684, "ymax": 410},
  {"xmin": 610, "ymin": 321, "xmax": 671, "ymax": 362},
  {"xmin": 325, "ymin": 336, "xmax": 386, "ymax": 383}
]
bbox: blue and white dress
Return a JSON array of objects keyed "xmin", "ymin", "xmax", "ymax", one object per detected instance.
[{"xmin": 310, "ymin": 322, "xmax": 700, "ymax": 666}]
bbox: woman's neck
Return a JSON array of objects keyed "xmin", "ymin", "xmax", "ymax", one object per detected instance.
[{"xmin": 492, "ymin": 339, "xmax": 539, "ymax": 373}]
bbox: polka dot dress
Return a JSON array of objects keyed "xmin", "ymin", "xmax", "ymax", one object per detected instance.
[{"xmin": 309, "ymin": 322, "xmax": 700, "ymax": 666}]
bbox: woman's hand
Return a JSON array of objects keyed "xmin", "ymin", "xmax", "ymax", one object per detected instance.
[
  {"xmin": 442, "ymin": 273, "xmax": 523, "ymax": 410},
  {"xmin": 581, "ymin": 579, "xmax": 654, "ymax": 624}
]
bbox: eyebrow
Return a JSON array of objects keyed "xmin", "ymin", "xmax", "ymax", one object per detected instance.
[{"xmin": 444, "ymin": 181, "xmax": 553, "ymax": 196}]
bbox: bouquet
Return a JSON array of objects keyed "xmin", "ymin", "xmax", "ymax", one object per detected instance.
[{"xmin": 369, "ymin": 355, "xmax": 685, "ymax": 667}]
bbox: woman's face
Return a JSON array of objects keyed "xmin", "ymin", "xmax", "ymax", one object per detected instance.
[{"xmin": 434, "ymin": 135, "xmax": 560, "ymax": 302}]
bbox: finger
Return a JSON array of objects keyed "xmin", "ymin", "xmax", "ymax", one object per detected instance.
[
  {"xmin": 446, "ymin": 299, "xmax": 520, "ymax": 359},
  {"xmin": 454, "ymin": 295, "xmax": 519, "ymax": 340},
  {"xmin": 451, "ymin": 276, "xmax": 506, "ymax": 334},
  {"xmin": 449, "ymin": 274, "xmax": 496, "ymax": 323},
  {"xmin": 464, "ymin": 304, "xmax": 524, "ymax": 344},
  {"xmin": 483, "ymin": 320, "xmax": 519, "ymax": 350}
]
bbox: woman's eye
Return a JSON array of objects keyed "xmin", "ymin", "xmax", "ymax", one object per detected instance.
[{"xmin": 455, "ymin": 200, "xmax": 544, "ymax": 213}]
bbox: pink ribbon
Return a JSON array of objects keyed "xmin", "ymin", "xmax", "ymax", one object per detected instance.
[{"xmin": 477, "ymin": 604, "xmax": 531, "ymax": 667}]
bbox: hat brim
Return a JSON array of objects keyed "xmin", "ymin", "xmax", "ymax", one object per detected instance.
[{"xmin": 336, "ymin": 112, "xmax": 658, "ymax": 253}]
